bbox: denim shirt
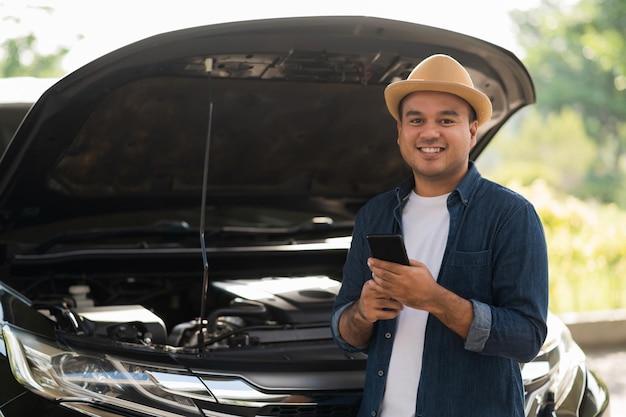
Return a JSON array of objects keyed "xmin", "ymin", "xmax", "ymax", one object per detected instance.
[{"xmin": 331, "ymin": 163, "xmax": 549, "ymax": 417}]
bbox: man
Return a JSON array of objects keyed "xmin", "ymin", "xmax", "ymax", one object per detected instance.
[{"xmin": 331, "ymin": 54, "xmax": 549, "ymax": 417}]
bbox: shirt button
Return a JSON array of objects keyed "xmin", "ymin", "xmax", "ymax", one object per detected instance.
[
  {"xmin": 377, "ymin": 370, "xmax": 384, "ymax": 377},
  {"xmin": 385, "ymin": 332, "xmax": 392, "ymax": 339},
  {"xmin": 371, "ymin": 412, "xmax": 377, "ymax": 417}
]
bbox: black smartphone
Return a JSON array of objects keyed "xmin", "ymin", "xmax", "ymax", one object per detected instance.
[{"xmin": 366, "ymin": 234, "xmax": 410, "ymax": 265}]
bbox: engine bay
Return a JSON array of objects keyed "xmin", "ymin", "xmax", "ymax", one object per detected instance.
[{"xmin": 31, "ymin": 273, "xmax": 341, "ymax": 351}]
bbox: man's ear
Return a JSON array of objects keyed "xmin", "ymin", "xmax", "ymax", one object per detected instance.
[
  {"xmin": 469, "ymin": 120, "xmax": 478, "ymax": 149},
  {"xmin": 396, "ymin": 119, "xmax": 402, "ymax": 145}
]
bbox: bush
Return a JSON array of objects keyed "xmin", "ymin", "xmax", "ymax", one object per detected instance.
[{"xmin": 507, "ymin": 179, "xmax": 626, "ymax": 313}]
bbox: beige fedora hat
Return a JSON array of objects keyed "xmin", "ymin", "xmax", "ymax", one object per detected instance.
[{"xmin": 384, "ymin": 54, "xmax": 493, "ymax": 126}]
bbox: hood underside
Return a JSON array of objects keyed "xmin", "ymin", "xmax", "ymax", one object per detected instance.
[{"xmin": 0, "ymin": 16, "xmax": 534, "ymax": 231}]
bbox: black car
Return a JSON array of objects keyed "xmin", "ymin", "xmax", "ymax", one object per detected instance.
[{"xmin": 0, "ymin": 16, "xmax": 610, "ymax": 417}]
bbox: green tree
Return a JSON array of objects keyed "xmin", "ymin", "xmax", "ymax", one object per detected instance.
[
  {"xmin": 1, "ymin": 34, "xmax": 69, "ymax": 78},
  {"xmin": 1, "ymin": 7, "xmax": 70, "ymax": 77},
  {"xmin": 479, "ymin": 107, "xmax": 597, "ymax": 197},
  {"xmin": 511, "ymin": 0, "xmax": 626, "ymax": 205}
]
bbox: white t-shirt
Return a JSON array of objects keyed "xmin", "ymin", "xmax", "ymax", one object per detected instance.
[{"xmin": 380, "ymin": 191, "xmax": 450, "ymax": 417}]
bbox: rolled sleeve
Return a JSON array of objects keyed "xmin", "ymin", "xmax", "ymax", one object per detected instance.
[
  {"xmin": 330, "ymin": 302, "xmax": 369, "ymax": 352},
  {"xmin": 464, "ymin": 299, "xmax": 491, "ymax": 352}
]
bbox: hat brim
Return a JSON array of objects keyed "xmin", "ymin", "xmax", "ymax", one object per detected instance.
[{"xmin": 384, "ymin": 80, "xmax": 493, "ymax": 127}]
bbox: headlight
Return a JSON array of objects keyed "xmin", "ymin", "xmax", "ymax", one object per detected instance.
[
  {"xmin": 1, "ymin": 312, "xmax": 598, "ymax": 417},
  {"xmin": 521, "ymin": 314, "xmax": 588, "ymax": 416},
  {"xmin": 2, "ymin": 323, "xmax": 330, "ymax": 417},
  {"xmin": 3, "ymin": 323, "xmax": 211, "ymax": 416}
]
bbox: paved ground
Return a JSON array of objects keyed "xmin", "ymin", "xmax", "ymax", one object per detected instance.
[{"xmin": 585, "ymin": 345, "xmax": 626, "ymax": 417}]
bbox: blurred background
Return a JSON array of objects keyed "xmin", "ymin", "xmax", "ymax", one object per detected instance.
[{"xmin": 3, "ymin": 0, "xmax": 623, "ymax": 316}]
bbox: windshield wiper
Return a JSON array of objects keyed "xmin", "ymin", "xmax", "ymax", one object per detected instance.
[
  {"xmin": 205, "ymin": 216, "xmax": 353, "ymax": 236},
  {"xmin": 32, "ymin": 220, "xmax": 193, "ymax": 253},
  {"xmin": 31, "ymin": 217, "xmax": 353, "ymax": 254}
]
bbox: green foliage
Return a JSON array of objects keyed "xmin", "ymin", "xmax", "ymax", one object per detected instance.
[
  {"xmin": 493, "ymin": 179, "xmax": 626, "ymax": 313},
  {"xmin": 511, "ymin": 0, "xmax": 626, "ymax": 206},
  {"xmin": 480, "ymin": 107, "xmax": 598, "ymax": 197},
  {"xmin": 479, "ymin": 107, "xmax": 626, "ymax": 313},
  {"xmin": 1, "ymin": 5, "xmax": 70, "ymax": 77},
  {"xmin": 493, "ymin": 2, "xmax": 626, "ymax": 312},
  {"xmin": 490, "ymin": 2, "xmax": 626, "ymax": 312},
  {"xmin": 1, "ymin": 34, "xmax": 69, "ymax": 78}
]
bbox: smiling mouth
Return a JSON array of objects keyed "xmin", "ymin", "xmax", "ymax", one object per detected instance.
[{"xmin": 419, "ymin": 147, "xmax": 444, "ymax": 153}]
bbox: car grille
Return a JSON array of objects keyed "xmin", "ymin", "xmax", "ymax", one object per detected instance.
[{"xmin": 258, "ymin": 404, "xmax": 360, "ymax": 416}]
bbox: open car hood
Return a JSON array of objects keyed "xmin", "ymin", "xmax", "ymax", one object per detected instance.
[{"xmin": 0, "ymin": 16, "xmax": 534, "ymax": 232}]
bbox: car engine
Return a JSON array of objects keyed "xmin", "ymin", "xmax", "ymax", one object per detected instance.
[{"xmin": 37, "ymin": 275, "xmax": 341, "ymax": 351}]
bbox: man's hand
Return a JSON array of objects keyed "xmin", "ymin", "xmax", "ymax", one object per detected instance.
[
  {"xmin": 367, "ymin": 258, "xmax": 437, "ymax": 309},
  {"xmin": 357, "ymin": 278, "xmax": 404, "ymax": 322},
  {"xmin": 367, "ymin": 257, "xmax": 474, "ymax": 340},
  {"xmin": 338, "ymin": 276, "xmax": 403, "ymax": 347}
]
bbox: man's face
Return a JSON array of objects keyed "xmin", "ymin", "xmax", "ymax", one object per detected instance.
[{"xmin": 396, "ymin": 91, "xmax": 478, "ymax": 196}]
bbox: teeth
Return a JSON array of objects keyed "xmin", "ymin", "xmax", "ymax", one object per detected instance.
[{"xmin": 420, "ymin": 147, "xmax": 442, "ymax": 153}]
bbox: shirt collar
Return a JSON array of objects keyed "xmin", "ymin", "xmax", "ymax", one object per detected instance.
[{"xmin": 395, "ymin": 162, "xmax": 482, "ymax": 207}]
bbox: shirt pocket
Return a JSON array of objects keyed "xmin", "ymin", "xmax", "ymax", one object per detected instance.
[{"xmin": 444, "ymin": 250, "xmax": 492, "ymax": 302}]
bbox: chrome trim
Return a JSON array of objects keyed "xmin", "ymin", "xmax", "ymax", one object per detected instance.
[
  {"xmin": 200, "ymin": 377, "xmax": 291, "ymax": 406},
  {"xmin": 193, "ymin": 369, "xmax": 365, "ymax": 392}
]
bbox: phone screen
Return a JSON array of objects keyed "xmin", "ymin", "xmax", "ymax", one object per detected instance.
[{"xmin": 366, "ymin": 234, "xmax": 410, "ymax": 265}]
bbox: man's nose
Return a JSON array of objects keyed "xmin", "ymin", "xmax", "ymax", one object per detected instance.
[{"xmin": 419, "ymin": 123, "xmax": 441, "ymax": 139}]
